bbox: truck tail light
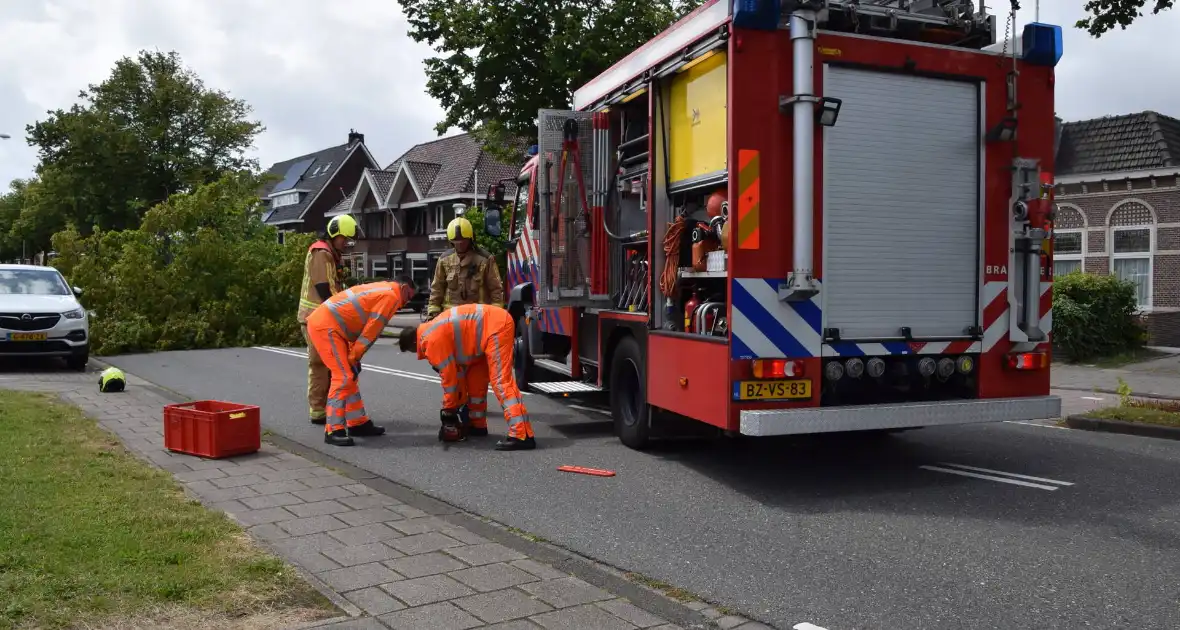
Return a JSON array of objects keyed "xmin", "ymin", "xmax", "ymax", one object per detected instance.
[
  {"xmin": 752, "ymin": 359, "xmax": 804, "ymax": 378},
  {"xmin": 1006, "ymin": 352, "xmax": 1048, "ymax": 370}
]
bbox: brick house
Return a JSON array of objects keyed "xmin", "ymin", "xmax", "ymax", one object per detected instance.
[
  {"xmin": 325, "ymin": 133, "xmax": 521, "ymax": 290},
  {"xmin": 260, "ymin": 130, "xmax": 380, "ymax": 239},
  {"xmin": 1054, "ymin": 111, "xmax": 1180, "ymax": 345}
]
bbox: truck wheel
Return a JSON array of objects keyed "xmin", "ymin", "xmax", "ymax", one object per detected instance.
[
  {"xmin": 609, "ymin": 336, "xmax": 650, "ymax": 450},
  {"xmin": 513, "ymin": 316, "xmax": 536, "ymax": 389}
]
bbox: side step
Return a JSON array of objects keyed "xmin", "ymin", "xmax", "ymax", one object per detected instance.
[{"xmin": 530, "ymin": 359, "xmax": 603, "ymax": 394}]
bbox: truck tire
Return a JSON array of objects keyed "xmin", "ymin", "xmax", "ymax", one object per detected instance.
[
  {"xmin": 609, "ymin": 335, "xmax": 650, "ymax": 450},
  {"xmin": 513, "ymin": 316, "xmax": 537, "ymax": 389}
]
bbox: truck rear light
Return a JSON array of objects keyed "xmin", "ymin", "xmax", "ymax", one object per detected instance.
[
  {"xmin": 866, "ymin": 357, "xmax": 886, "ymax": 378},
  {"xmin": 824, "ymin": 361, "xmax": 844, "ymax": 381},
  {"xmin": 752, "ymin": 359, "xmax": 804, "ymax": 378},
  {"xmin": 1006, "ymin": 352, "xmax": 1048, "ymax": 370}
]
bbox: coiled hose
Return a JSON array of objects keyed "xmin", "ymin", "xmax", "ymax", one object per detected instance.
[{"xmin": 660, "ymin": 215, "xmax": 687, "ymax": 297}]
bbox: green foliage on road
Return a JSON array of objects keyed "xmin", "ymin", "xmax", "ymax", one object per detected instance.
[
  {"xmin": 2, "ymin": 50, "xmax": 262, "ymax": 259},
  {"xmin": 1087, "ymin": 387, "xmax": 1180, "ymax": 427},
  {"xmin": 397, "ymin": 0, "xmax": 702, "ymax": 160},
  {"xmin": 1052, "ymin": 271, "xmax": 1146, "ymax": 362},
  {"xmin": 0, "ymin": 390, "xmax": 334, "ymax": 629},
  {"xmin": 50, "ymin": 172, "xmax": 310, "ymax": 355},
  {"xmin": 1078, "ymin": 0, "xmax": 1174, "ymax": 37}
]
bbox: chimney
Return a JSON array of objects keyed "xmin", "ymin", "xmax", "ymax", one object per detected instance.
[{"xmin": 348, "ymin": 129, "xmax": 365, "ymax": 146}]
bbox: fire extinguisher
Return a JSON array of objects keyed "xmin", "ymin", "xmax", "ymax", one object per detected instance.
[{"xmin": 684, "ymin": 290, "xmax": 701, "ymax": 333}]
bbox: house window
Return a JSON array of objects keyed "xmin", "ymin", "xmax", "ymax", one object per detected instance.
[
  {"xmin": 272, "ymin": 192, "xmax": 300, "ymax": 208},
  {"xmin": 405, "ymin": 209, "xmax": 426, "ymax": 235},
  {"xmin": 432, "ymin": 205, "xmax": 446, "ymax": 232},
  {"xmin": 1108, "ymin": 201, "xmax": 1155, "ymax": 309},
  {"xmin": 390, "ymin": 252, "xmax": 406, "ymax": 278},
  {"xmin": 372, "ymin": 259, "xmax": 388, "ymax": 279},
  {"xmin": 409, "ymin": 255, "xmax": 430, "ymax": 290},
  {"xmin": 363, "ymin": 212, "xmax": 388, "ymax": 239},
  {"xmin": 1052, "ymin": 205, "xmax": 1085, "ymax": 277}
]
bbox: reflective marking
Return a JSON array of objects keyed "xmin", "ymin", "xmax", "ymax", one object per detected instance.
[{"xmin": 794, "ymin": 624, "xmax": 830, "ymax": 630}]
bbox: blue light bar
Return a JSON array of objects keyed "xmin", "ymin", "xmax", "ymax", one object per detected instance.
[
  {"xmin": 1021, "ymin": 23, "xmax": 1063, "ymax": 67},
  {"xmin": 732, "ymin": 0, "xmax": 782, "ymax": 31},
  {"xmin": 527, "ymin": 144, "xmax": 539, "ymax": 157}
]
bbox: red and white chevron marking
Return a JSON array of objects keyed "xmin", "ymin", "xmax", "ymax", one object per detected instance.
[{"xmin": 983, "ymin": 280, "xmax": 1053, "ymax": 352}]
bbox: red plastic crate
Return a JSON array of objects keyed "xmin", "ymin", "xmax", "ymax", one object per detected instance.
[{"xmin": 163, "ymin": 400, "xmax": 261, "ymax": 459}]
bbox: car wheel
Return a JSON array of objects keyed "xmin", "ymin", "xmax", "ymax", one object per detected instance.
[
  {"xmin": 609, "ymin": 335, "xmax": 650, "ymax": 450},
  {"xmin": 66, "ymin": 352, "xmax": 88, "ymax": 372}
]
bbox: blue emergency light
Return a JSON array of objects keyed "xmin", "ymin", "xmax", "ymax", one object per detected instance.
[
  {"xmin": 732, "ymin": 0, "xmax": 782, "ymax": 31},
  {"xmin": 1021, "ymin": 22, "xmax": 1063, "ymax": 67},
  {"xmin": 527, "ymin": 144, "xmax": 539, "ymax": 157}
]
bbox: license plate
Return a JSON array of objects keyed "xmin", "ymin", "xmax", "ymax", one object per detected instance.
[
  {"xmin": 734, "ymin": 379, "xmax": 812, "ymax": 401},
  {"xmin": 8, "ymin": 333, "xmax": 48, "ymax": 342}
]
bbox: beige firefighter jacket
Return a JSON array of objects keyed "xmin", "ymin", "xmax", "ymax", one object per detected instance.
[{"xmin": 426, "ymin": 247, "xmax": 505, "ymax": 317}]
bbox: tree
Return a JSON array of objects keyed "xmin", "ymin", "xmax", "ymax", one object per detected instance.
[
  {"xmin": 24, "ymin": 50, "xmax": 263, "ymax": 241},
  {"xmin": 397, "ymin": 0, "xmax": 702, "ymax": 160},
  {"xmin": 1077, "ymin": 0, "xmax": 1173, "ymax": 37}
]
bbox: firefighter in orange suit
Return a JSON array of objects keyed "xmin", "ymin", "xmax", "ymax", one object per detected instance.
[
  {"xmin": 297, "ymin": 215, "xmax": 356, "ymax": 425},
  {"xmin": 397, "ymin": 303, "xmax": 536, "ymax": 451},
  {"xmin": 307, "ymin": 277, "xmax": 416, "ymax": 446}
]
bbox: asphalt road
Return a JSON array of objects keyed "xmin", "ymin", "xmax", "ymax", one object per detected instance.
[{"xmin": 103, "ymin": 346, "xmax": 1180, "ymax": 630}]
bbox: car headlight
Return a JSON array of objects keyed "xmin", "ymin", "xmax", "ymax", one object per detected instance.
[{"xmin": 63, "ymin": 308, "xmax": 85, "ymax": 320}]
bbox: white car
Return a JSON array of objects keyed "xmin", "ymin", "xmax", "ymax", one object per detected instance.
[{"xmin": 0, "ymin": 264, "xmax": 89, "ymax": 370}]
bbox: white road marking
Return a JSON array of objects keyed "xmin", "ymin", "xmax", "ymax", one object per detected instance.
[
  {"xmin": 937, "ymin": 462, "xmax": 1074, "ymax": 486},
  {"xmin": 1004, "ymin": 420, "xmax": 1067, "ymax": 430},
  {"xmin": 794, "ymin": 623, "xmax": 831, "ymax": 630},
  {"xmin": 567, "ymin": 404, "xmax": 612, "ymax": 416},
  {"xmin": 920, "ymin": 465, "xmax": 1064, "ymax": 491},
  {"xmin": 1081, "ymin": 396, "xmax": 1105, "ymax": 401}
]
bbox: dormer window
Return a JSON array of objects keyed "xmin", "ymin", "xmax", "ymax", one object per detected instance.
[{"xmin": 272, "ymin": 192, "xmax": 300, "ymax": 208}]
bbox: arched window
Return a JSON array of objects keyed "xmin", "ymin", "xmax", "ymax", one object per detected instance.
[
  {"xmin": 1108, "ymin": 200, "xmax": 1155, "ymax": 309},
  {"xmin": 1052, "ymin": 205, "xmax": 1085, "ymax": 277}
]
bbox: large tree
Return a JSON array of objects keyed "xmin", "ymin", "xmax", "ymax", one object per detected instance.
[
  {"xmin": 1077, "ymin": 0, "xmax": 1173, "ymax": 37},
  {"xmin": 23, "ymin": 50, "xmax": 263, "ymax": 241},
  {"xmin": 398, "ymin": 0, "xmax": 702, "ymax": 158}
]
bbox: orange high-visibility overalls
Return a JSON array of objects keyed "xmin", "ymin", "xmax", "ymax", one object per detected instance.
[
  {"xmin": 417, "ymin": 304, "xmax": 534, "ymax": 439},
  {"xmin": 307, "ymin": 281, "xmax": 410, "ymax": 434}
]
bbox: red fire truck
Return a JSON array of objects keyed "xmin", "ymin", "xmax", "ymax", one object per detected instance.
[{"xmin": 489, "ymin": 0, "xmax": 1063, "ymax": 449}]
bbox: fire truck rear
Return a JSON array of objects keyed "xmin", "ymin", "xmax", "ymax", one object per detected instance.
[{"xmin": 495, "ymin": 0, "xmax": 1064, "ymax": 449}]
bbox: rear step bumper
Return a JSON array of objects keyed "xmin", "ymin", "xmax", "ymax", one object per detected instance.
[{"xmin": 739, "ymin": 396, "xmax": 1062, "ymax": 437}]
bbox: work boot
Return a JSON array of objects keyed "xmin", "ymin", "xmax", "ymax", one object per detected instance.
[
  {"xmin": 467, "ymin": 426, "xmax": 489, "ymax": 437},
  {"xmin": 325, "ymin": 429, "xmax": 354, "ymax": 447},
  {"xmin": 310, "ymin": 416, "xmax": 326, "ymax": 426},
  {"xmin": 347, "ymin": 421, "xmax": 386, "ymax": 437},
  {"xmin": 495, "ymin": 436, "xmax": 536, "ymax": 451}
]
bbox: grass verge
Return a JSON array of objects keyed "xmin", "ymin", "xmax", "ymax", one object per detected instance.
[
  {"xmin": 1086, "ymin": 399, "xmax": 1180, "ymax": 428},
  {"xmin": 0, "ymin": 390, "xmax": 337, "ymax": 630}
]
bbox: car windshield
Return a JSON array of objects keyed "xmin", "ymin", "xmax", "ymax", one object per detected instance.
[{"xmin": 0, "ymin": 269, "xmax": 70, "ymax": 296}]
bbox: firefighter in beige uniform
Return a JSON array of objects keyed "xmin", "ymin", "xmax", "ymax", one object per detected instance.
[
  {"xmin": 426, "ymin": 216, "xmax": 506, "ymax": 436},
  {"xmin": 297, "ymin": 215, "xmax": 356, "ymax": 425}
]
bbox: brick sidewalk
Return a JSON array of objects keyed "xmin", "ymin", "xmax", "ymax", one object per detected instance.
[
  {"xmin": 1053, "ymin": 352, "xmax": 1180, "ymax": 400},
  {"xmin": 1, "ymin": 368, "xmax": 769, "ymax": 630}
]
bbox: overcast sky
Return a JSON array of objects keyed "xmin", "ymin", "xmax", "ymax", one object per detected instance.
[{"xmin": 1, "ymin": 1, "xmax": 1178, "ymax": 188}]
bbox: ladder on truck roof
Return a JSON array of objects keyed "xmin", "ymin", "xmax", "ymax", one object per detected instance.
[{"xmin": 807, "ymin": 0, "xmax": 997, "ymax": 50}]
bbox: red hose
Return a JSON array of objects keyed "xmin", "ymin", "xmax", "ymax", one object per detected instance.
[{"xmin": 660, "ymin": 216, "xmax": 686, "ymax": 297}]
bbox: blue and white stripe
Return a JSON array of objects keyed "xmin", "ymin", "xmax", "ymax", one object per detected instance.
[{"xmin": 730, "ymin": 278, "xmax": 822, "ymax": 359}]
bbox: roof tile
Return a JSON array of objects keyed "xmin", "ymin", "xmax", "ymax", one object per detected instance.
[
  {"xmin": 1057, "ymin": 111, "xmax": 1180, "ymax": 176},
  {"xmin": 384, "ymin": 133, "xmax": 523, "ymax": 200}
]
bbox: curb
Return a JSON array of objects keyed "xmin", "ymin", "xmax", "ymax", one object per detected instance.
[
  {"xmin": 114, "ymin": 363, "xmax": 722, "ymax": 630},
  {"xmin": 1052, "ymin": 385, "xmax": 1180, "ymax": 401},
  {"xmin": 1064, "ymin": 414, "xmax": 1180, "ymax": 441}
]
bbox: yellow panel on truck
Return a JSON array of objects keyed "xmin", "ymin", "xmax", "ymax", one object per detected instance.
[{"xmin": 669, "ymin": 51, "xmax": 728, "ymax": 184}]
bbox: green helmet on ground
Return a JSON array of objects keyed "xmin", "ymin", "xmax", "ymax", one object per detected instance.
[{"xmin": 99, "ymin": 367, "xmax": 126, "ymax": 393}]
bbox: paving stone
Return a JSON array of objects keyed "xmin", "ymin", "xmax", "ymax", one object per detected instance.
[
  {"xmin": 380, "ymin": 574, "xmax": 476, "ymax": 607},
  {"xmin": 222, "ymin": 463, "xmax": 276, "ymax": 477},
  {"xmin": 294, "ymin": 485, "xmax": 355, "ymax": 502},
  {"xmin": 379, "ymin": 601, "xmax": 482, "ymax": 630},
  {"xmin": 383, "ymin": 551, "xmax": 469, "ymax": 579},
  {"xmin": 343, "ymin": 483, "xmax": 378, "ymax": 495},
  {"xmin": 209, "ymin": 473, "xmax": 269, "ymax": 488},
  {"xmin": 701, "ymin": 608, "xmax": 722, "ymax": 620},
  {"xmin": 189, "ymin": 483, "xmax": 259, "ymax": 502},
  {"xmin": 717, "ymin": 615, "xmax": 748, "ymax": 629},
  {"xmin": 390, "ymin": 504, "xmax": 430, "ymax": 519},
  {"xmin": 323, "ymin": 542, "xmax": 404, "ymax": 567},
  {"xmin": 174, "ymin": 468, "xmax": 227, "ymax": 482},
  {"xmin": 241, "ymin": 492, "xmax": 304, "ymax": 509},
  {"xmin": 530, "ymin": 603, "xmax": 639, "ymax": 630},
  {"xmin": 264, "ymin": 458, "xmax": 320, "ymax": 471},
  {"xmin": 343, "ymin": 586, "xmax": 407, "ymax": 616},
  {"xmin": 440, "ymin": 527, "xmax": 490, "ymax": 545},
  {"xmin": 340, "ymin": 494, "xmax": 400, "ymax": 510},
  {"xmin": 454, "ymin": 587, "xmax": 553, "ymax": 624},
  {"xmin": 389, "ymin": 517, "xmax": 448, "ymax": 535},
  {"xmin": 449, "ymin": 562, "xmax": 539, "ymax": 593},
  {"xmin": 249, "ymin": 480, "xmax": 312, "ymax": 495},
  {"xmin": 247, "ymin": 523, "xmax": 292, "ymax": 541},
  {"xmin": 649, "ymin": 625, "xmax": 685, "ymax": 630},
  {"xmin": 520, "ymin": 577, "xmax": 614, "ymax": 608},
  {"xmin": 317, "ymin": 562, "xmax": 404, "ymax": 592},
  {"xmin": 261, "ymin": 467, "xmax": 324, "ymax": 482},
  {"xmin": 731, "ymin": 621, "xmax": 775, "ymax": 629},
  {"xmin": 337, "ymin": 506, "xmax": 404, "ymax": 527},
  {"xmin": 329, "ymin": 522, "xmax": 402, "ymax": 546},
  {"xmin": 277, "ymin": 515, "xmax": 347, "ymax": 536},
  {"xmin": 485, "ymin": 621, "xmax": 545, "ymax": 630},
  {"xmin": 388, "ymin": 531, "xmax": 463, "ymax": 555},
  {"xmin": 209, "ymin": 499, "xmax": 249, "ymax": 514},
  {"xmin": 301, "ymin": 474, "xmax": 355, "ymax": 488},
  {"xmin": 184, "ymin": 458, "xmax": 240, "ymax": 471},
  {"xmin": 316, "ymin": 617, "xmax": 390, "ymax": 630},
  {"xmin": 273, "ymin": 532, "xmax": 347, "ymax": 554},
  {"xmin": 511, "ymin": 559, "xmax": 568, "ymax": 581},
  {"xmin": 596, "ymin": 600, "xmax": 667, "ymax": 628},
  {"xmin": 445, "ymin": 542, "xmax": 528, "ymax": 566},
  {"xmin": 287, "ymin": 500, "xmax": 351, "ymax": 518},
  {"xmin": 227, "ymin": 507, "xmax": 295, "ymax": 526},
  {"xmin": 275, "ymin": 547, "xmax": 340, "ymax": 573}
]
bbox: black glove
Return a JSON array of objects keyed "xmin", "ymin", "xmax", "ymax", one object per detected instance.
[{"xmin": 352, "ymin": 362, "xmax": 362, "ymax": 378}]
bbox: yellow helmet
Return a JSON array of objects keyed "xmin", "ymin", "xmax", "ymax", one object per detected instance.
[
  {"xmin": 327, "ymin": 214, "xmax": 358, "ymax": 239},
  {"xmin": 99, "ymin": 367, "xmax": 126, "ymax": 393},
  {"xmin": 447, "ymin": 217, "xmax": 474, "ymax": 241}
]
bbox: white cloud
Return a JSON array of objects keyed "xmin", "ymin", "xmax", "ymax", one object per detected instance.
[{"xmin": 0, "ymin": 2, "xmax": 1178, "ymax": 188}]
